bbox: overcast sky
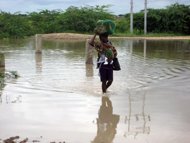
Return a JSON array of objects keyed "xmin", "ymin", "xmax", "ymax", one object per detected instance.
[{"xmin": 0, "ymin": 0, "xmax": 190, "ymax": 15}]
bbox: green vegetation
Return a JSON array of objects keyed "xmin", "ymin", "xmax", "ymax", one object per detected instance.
[
  {"xmin": 121, "ymin": 3, "xmax": 190, "ymax": 35},
  {"xmin": 0, "ymin": 3, "xmax": 189, "ymax": 39},
  {"xmin": 0, "ymin": 70, "xmax": 19, "ymax": 91}
]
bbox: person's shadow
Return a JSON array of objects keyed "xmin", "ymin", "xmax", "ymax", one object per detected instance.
[{"xmin": 92, "ymin": 96, "xmax": 120, "ymax": 143}]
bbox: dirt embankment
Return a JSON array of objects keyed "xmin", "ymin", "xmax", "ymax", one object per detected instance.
[
  {"xmin": 40, "ymin": 33, "xmax": 190, "ymax": 41},
  {"xmin": 41, "ymin": 33, "xmax": 92, "ymax": 41}
]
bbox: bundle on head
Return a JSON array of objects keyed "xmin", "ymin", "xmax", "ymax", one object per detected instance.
[{"xmin": 94, "ymin": 19, "xmax": 116, "ymax": 35}]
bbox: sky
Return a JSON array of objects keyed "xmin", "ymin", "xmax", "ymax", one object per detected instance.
[{"xmin": 0, "ymin": 0, "xmax": 190, "ymax": 15}]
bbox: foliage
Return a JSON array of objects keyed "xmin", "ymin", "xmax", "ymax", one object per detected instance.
[
  {"xmin": 0, "ymin": 12, "xmax": 31, "ymax": 38},
  {"xmin": 0, "ymin": 70, "xmax": 19, "ymax": 90},
  {"xmin": 115, "ymin": 17, "xmax": 129, "ymax": 33},
  {"xmin": 0, "ymin": 3, "xmax": 190, "ymax": 38},
  {"xmin": 0, "ymin": 5, "xmax": 114, "ymax": 38},
  {"xmin": 125, "ymin": 3, "xmax": 190, "ymax": 35},
  {"xmin": 28, "ymin": 10, "xmax": 62, "ymax": 34},
  {"xmin": 59, "ymin": 5, "xmax": 114, "ymax": 33}
]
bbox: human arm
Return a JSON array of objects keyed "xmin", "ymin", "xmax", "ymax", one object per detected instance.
[
  {"xmin": 112, "ymin": 46, "xmax": 117, "ymax": 58},
  {"xmin": 89, "ymin": 33, "xmax": 97, "ymax": 47}
]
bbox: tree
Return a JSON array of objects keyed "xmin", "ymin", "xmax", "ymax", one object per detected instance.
[
  {"xmin": 115, "ymin": 17, "xmax": 129, "ymax": 33},
  {"xmin": 28, "ymin": 10, "xmax": 61, "ymax": 34},
  {"xmin": 60, "ymin": 5, "xmax": 114, "ymax": 33},
  {"xmin": 0, "ymin": 12, "xmax": 31, "ymax": 38},
  {"xmin": 166, "ymin": 3, "xmax": 190, "ymax": 34}
]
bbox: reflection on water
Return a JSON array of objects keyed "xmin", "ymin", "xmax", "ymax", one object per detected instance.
[
  {"xmin": 113, "ymin": 39, "xmax": 190, "ymax": 89},
  {"xmin": 0, "ymin": 38, "xmax": 190, "ymax": 143},
  {"xmin": 86, "ymin": 64, "xmax": 94, "ymax": 77},
  {"xmin": 35, "ymin": 52, "xmax": 42, "ymax": 73},
  {"xmin": 127, "ymin": 39, "xmax": 190, "ymax": 60},
  {"xmin": 92, "ymin": 96, "xmax": 120, "ymax": 143},
  {"xmin": 0, "ymin": 69, "xmax": 5, "ymax": 103},
  {"xmin": 93, "ymin": 88, "xmax": 150, "ymax": 143},
  {"xmin": 0, "ymin": 52, "xmax": 5, "ymax": 103},
  {"xmin": 124, "ymin": 88, "xmax": 150, "ymax": 138}
]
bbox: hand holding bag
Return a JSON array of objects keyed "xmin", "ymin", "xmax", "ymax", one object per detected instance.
[{"xmin": 112, "ymin": 57, "xmax": 121, "ymax": 71}]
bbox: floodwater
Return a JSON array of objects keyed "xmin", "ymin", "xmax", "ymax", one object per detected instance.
[{"xmin": 0, "ymin": 38, "xmax": 190, "ymax": 143}]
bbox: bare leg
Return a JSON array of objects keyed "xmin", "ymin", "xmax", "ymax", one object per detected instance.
[
  {"xmin": 106, "ymin": 80, "xmax": 113, "ymax": 90},
  {"xmin": 102, "ymin": 81, "xmax": 107, "ymax": 93}
]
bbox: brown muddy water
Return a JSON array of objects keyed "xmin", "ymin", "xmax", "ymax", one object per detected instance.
[{"xmin": 0, "ymin": 38, "xmax": 190, "ymax": 143}]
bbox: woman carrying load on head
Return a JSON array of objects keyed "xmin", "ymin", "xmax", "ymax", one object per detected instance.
[{"xmin": 89, "ymin": 20, "xmax": 117, "ymax": 93}]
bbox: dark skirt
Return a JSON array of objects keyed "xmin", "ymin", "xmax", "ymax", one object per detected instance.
[{"xmin": 99, "ymin": 64, "xmax": 113, "ymax": 81}]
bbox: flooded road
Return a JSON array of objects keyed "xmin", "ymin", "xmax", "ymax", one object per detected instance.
[{"xmin": 0, "ymin": 38, "xmax": 190, "ymax": 143}]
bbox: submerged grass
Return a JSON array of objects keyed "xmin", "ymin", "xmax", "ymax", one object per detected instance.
[{"xmin": 0, "ymin": 71, "xmax": 19, "ymax": 89}]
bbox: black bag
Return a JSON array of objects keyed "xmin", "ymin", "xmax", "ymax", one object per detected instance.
[{"xmin": 112, "ymin": 57, "xmax": 121, "ymax": 71}]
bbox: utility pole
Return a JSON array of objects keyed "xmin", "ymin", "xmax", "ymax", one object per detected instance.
[
  {"xmin": 144, "ymin": 0, "xmax": 147, "ymax": 35},
  {"xmin": 130, "ymin": 0, "xmax": 133, "ymax": 34}
]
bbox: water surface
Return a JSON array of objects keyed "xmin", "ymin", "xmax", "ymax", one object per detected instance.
[{"xmin": 0, "ymin": 38, "xmax": 190, "ymax": 143}]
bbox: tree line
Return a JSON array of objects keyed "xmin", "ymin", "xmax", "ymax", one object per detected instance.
[{"xmin": 0, "ymin": 3, "xmax": 189, "ymax": 38}]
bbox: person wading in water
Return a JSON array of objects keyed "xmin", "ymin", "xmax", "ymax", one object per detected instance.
[{"xmin": 89, "ymin": 32, "xmax": 117, "ymax": 93}]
